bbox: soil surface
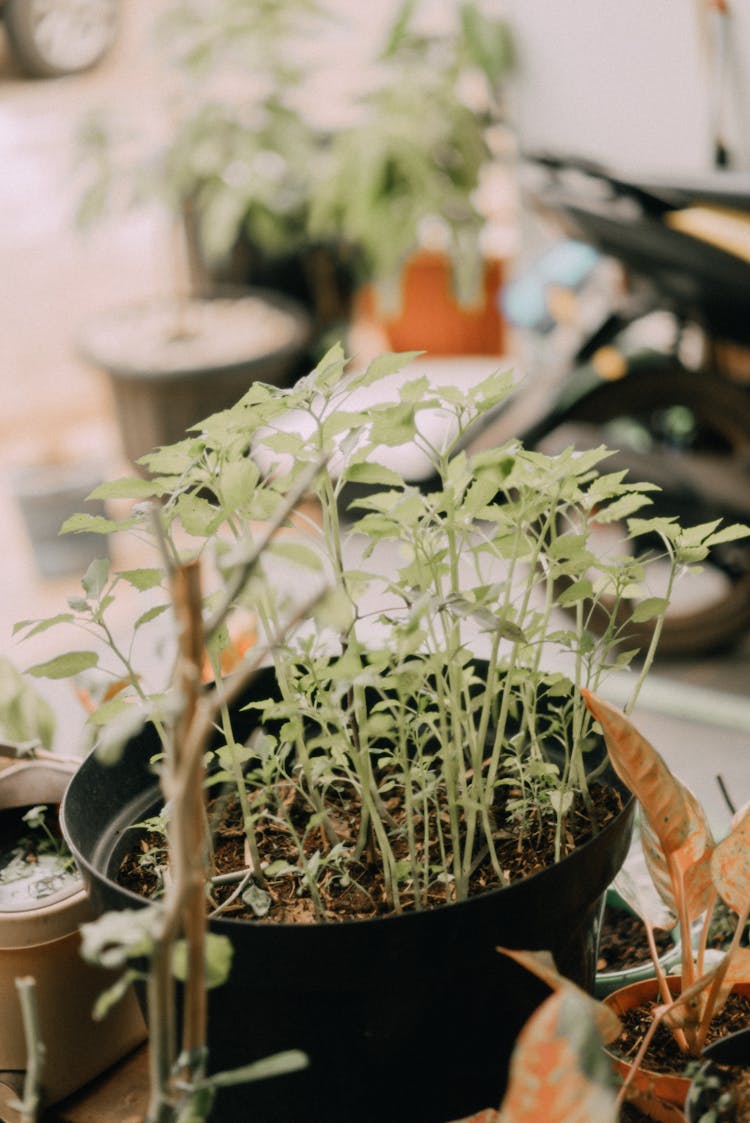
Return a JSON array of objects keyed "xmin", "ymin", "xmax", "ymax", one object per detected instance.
[
  {"xmin": 615, "ymin": 992, "xmax": 750, "ymax": 1078},
  {"xmin": 597, "ymin": 905, "xmax": 673, "ymax": 973},
  {"xmin": 117, "ymin": 780, "xmax": 624, "ymax": 922}
]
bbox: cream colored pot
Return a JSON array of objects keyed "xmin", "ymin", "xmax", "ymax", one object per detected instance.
[{"xmin": 0, "ymin": 751, "xmax": 146, "ymax": 1122}]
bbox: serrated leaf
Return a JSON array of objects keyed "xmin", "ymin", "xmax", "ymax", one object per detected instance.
[
  {"xmin": 702, "ymin": 524, "xmax": 750, "ymax": 547},
  {"xmin": 556, "ymin": 579, "xmax": 593, "ymax": 608},
  {"xmin": 60, "ymin": 513, "xmax": 130, "ymax": 535},
  {"xmin": 27, "ymin": 651, "xmax": 99, "ymax": 679},
  {"xmin": 594, "ymin": 493, "xmax": 652, "ymax": 524},
  {"xmin": 13, "ymin": 614, "xmax": 74, "ymax": 639},
  {"xmin": 88, "ymin": 477, "xmax": 164, "ymax": 500},
  {"xmin": 219, "ymin": 459, "xmax": 260, "ymax": 511},
  {"xmin": 630, "ymin": 597, "xmax": 668, "ymax": 623},
  {"xmin": 134, "ymin": 604, "xmax": 171, "ymax": 630},
  {"xmin": 341, "ymin": 462, "xmax": 405, "ymax": 488},
  {"xmin": 119, "ymin": 568, "xmax": 164, "ymax": 592},
  {"xmin": 355, "ymin": 351, "xmax": 421, "ymax": 389},
  {"xmin": 176, "ymin": 494, "xmax": 222, "ymax": 537}
]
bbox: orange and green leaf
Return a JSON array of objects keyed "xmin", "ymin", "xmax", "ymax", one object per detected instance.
[
  {"xmin": 711, "ymin": 805, "xmax": 750, "ymax": 916},
  {"xmin": 498, "ymin": 989, "xmax": 619, "ymax": 1123}
]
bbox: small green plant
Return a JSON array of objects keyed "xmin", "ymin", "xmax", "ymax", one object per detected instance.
[
  {"xmin": 17, "ymin": 345, "xmax": 746, "ymax": 919},
  {"xmin": 309, "ymin": 0, "xmax": 514, "ymax": 307},
  {"xmin": 15, "ymin": 345, "xmax": 749, "ymax": 1121}
]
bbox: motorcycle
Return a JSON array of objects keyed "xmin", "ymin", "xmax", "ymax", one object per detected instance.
[{"xmin": 466, "ymin": 152, "xmax": 750, "ymax": 656}]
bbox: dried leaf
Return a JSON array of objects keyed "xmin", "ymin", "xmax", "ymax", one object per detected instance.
[
  {"xmin": 582, "ymin": 686, "xmax": 717, "ymax": 958},
  {"xmin": 711, "ymin": 805, "xmax": 750, "ymax": 915}
]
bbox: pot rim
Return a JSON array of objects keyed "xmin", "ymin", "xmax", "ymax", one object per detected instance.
[{"xmin": 0, "ymin": 757, "xmax": 90, "ymax": 946}]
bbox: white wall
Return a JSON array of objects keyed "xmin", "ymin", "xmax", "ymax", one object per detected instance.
[{"xmin": 504, "ymin": 0, "xmax": 750, "ymax": 175}]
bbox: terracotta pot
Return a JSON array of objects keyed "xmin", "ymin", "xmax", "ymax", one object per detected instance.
[
  {"xmin": 354, "ymin": 251, "xmax": 505, "ymax": 356},
  {"xmin": 0, "ymin": 753, "xmax": 146, "ymax": 1122},
  {"xmin": 604, "ymin": 975, "xmax": 750, "ymax": 1122}
]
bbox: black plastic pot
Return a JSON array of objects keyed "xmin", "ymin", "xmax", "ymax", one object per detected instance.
[
  {"xmin": 685, "ymin": 1027, "xmax": 750, "ymax": 1122},
  {"xmin": 61, "ymin": 667, "xmax": 634, "ymax": 1123}
]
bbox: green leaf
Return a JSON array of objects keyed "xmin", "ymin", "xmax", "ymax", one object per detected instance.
[
  {"xmin": 199, "ymin": 1050, "xmax": 309, "ymax": 1090},
  {"xmin": 13, "ymin": 614, "xmax": 74, "ymax": 639},
  {"xmin": 82, "ymin": 558, "xmax": 111, "ymax": 599},
  {"xmin": 134, "ymin": 604, "xmax": 171, "ymax": 630},
  {"xmin": 630, "ymin": 597, "xmax": 668, "ymax": 623},
  {"xmin": 88, "ymin": 477, "xmax": 164, "ymax": 500},
  {"xmin": 357, "ymin": 351, "xmax": 422, "ymax": 388},
  {"xmin": 27, "ymin": 651, "xmax": 99, "ymax": 679},
  {"xmin": 175, "ymin": 493, "xmax": 222, "ymax": 537},
  {"xmin": 341, "ymin": 462, "xmax": 405, "ymax": 489},
  {"xmin": 266, "ymin": 540, "xmax": 323, "ymax": 571},
  {"xmin": 92, "ymin": 969, "xmax": 141, "ymax": 1021},
  {"xmin": 369, "ymin": 401, "xmax": 417, "ymax": 446},
  {"xmin": 701, "ymin": 523, "xmax": 750, "ymax": 547},
  {"xmin": 219, "ymin": 459, "xmax": 260, "ymax": 511},
  {"xmin": 593, "ymin": 493, "xmax": 653, "ymax": 524},
  {"xmin": 556, "ymin": 579, "xmax": 593, "ymax": 608},
  {"xmin": 172, "ymin": 933, "xmax": 233, "ymax": 990},
  {"xmin": 119, "ymin": 568, "xmax": 164, "ymax": 592},
  {"xmin": 60, "ymin": 513, "xmax": 127, "ymax": 535},
  {"xmin": 86, "ymin": 697, "xmax": 132, "ymax": 726},
  {"xmin": 241, "ymin": 882, "xmax": 273, "ymax": 918}
]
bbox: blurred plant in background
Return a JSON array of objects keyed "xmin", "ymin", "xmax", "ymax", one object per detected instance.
[{"xmin": 75, "ymin": 0, "xmax": 513, "ymax": 346}]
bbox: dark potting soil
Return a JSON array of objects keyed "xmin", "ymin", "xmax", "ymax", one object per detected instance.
[
  {"xmin": 615, "ymin": 992, "xmax": 750, "ymax": 1079},
  {"xmin": 117, "ymin": 781, "xmax": 624, "ymax": 923},
  {"xmin": 597, "ymin": 905, "xmax": 673, "ymax": 972}
]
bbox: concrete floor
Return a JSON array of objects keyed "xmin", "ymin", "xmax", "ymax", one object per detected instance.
[{"xmin": 0, "ymin": 3, "xmax": 747, "ymax": 839}]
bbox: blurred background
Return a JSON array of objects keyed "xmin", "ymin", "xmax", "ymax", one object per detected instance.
[{"xmin": 1, "ymin": 0, "xmax": 749, "ymax": 775}]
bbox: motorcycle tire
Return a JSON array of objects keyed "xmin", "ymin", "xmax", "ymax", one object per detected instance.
[
  {"xmin": 534, "ymin": 363, "xmax": 750, "ymax": 657},
  {"xmin": 4, "ymin": 0, "xmax": 119, "ymax": 79}
]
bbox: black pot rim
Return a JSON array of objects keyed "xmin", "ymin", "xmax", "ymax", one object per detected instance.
[{"xmin": 61, "ymin": 746, "xmax": 633, "ymax": 935}]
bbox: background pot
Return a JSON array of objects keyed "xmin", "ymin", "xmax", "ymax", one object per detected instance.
[
  {"xmin": 595, "ymin": 888, "xmax": 681, "ymax": 999},
  {"xmin": 12, "ymin": 461, "xmax": 109, "ymax": 580},
  {"xmin": 61, "ymin": 666, "xmax": 634, "ymax": 1123},
  {"xmin": 0, "ymin": 753, "xmax": 146, "ymax": 1122},
  {"xmin": 353, "ymin": 251, "xmax": 506, "ymax": 357},
  {"xmin": 78, "ymin": 290, "xmax": 312, "ymax": 466}
]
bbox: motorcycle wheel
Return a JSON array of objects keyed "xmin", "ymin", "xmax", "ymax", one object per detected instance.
[
  {"xmin": 534, "ymin": 364, "xmax": 750, "ymax": 657},
  {"xmin": 4, "ymin": 0, "xmax": 119, "ymax": 79}
]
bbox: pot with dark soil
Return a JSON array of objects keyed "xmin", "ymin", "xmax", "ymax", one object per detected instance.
[
  {"xmin": 19, "ymin": 348, "xmax": 732, "ymax": 1123},
  {"xmin": 596, "ymin": 890, "xmax": 679, "ymax": 999}
]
